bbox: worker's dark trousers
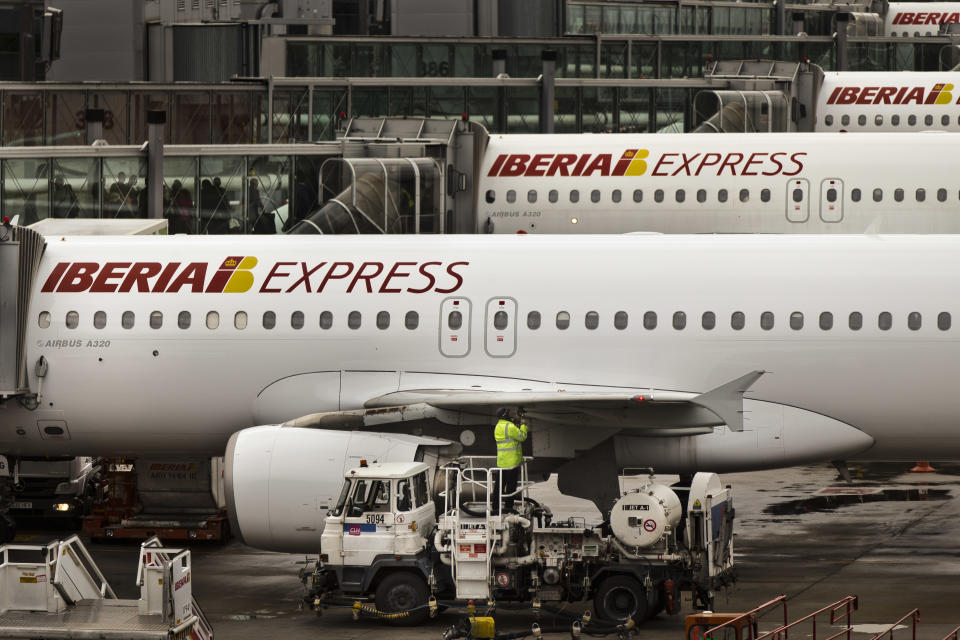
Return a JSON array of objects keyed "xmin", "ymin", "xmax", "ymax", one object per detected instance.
[{"xmin": 493, "ymin": 466, "xmax": 520, "ymax": 514}]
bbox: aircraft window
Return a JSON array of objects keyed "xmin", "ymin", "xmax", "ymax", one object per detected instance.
[
  {"xmin": 878, "ymin": 311, "xmax": 892, "ymax": 331},
  {"xmin": 291, "ymin": 311, "xmax": 305, "ymax": 330},
  {"xmin": 506, "ymin": 190, "xmax": 516, "ymax": 203},
  {"xmin": 938, "ymin": 188, "xmax": 947, "ymax": 202},
  {"xmin": 405, "ymin": 311, "xmax": 419, "ymax": 330},
  {"xmin": 263, "ymin": 311, "xmax": 276, "ymax": 330},
  {"xmin": 654, "ymin": 189, "xmax": 664, "ymax": 203},
  {"xmin": 851, "ymin": 188, "xmax": 861, "ymax": 202},
  {"xmin": 916, "ymin": 188, "xmax": 925, "ymax": 202},
  {"xmin": 875, "ymin": 115, "xmax": 883, "ymax": 126},
  {"xmin": 494, "ymin": 310, "xmax": 509, "ymax": 330},
  {"xmin": 824, "ymin": 115, "xmax": 833, "ymax": 126},
  {"xmin": 94, "ymin": 311, "xmax": 107, "ymax": 330},
  {"xmin": 760, "ymin": 311, "xmax": 774, "ymax": 330},
  {"xmin": 556, "ymin": 311, "xmax": 570, "ymax": 330},
  {"xmin": 673, "ymin": 311, "xmax": 687, "ymax": 330},
  {"xmin": 612, "ymin": 189, "xmax": 622, "ymax": 203},
  {"xmin": 943, "ymin": 115, "xmax": 950, "ymax": 126},
  {"xmin": 702, "ymin": 311, "xmax": 716, "ymax": 330},
  {"xmin": 527, "ymin": 311, "xmax": 541, "ymax": 330},
  {"xmin": 675, "ymin": 189, "xmax": 685, "ymax": 203},
  {"xmin": 591, "ymin": 190, "xmax": 601, "ymax": 203},
  {"xmin": 38, "ymin": 311, "xmax": 50, "ymax": 329},
  {"xmin": 206, "ymin": 311, "xmax": 219, "ymax": 330},
  {"xmin": 448, "ymin": 310, "xmax": 462, "ymax": 330},
  {"xmin": 177, "ymin": 311, "xmax": 190, "ymax": 330},
  {"xmin": 570, "ymin": 190, "xmax": 580, "ymax": 203},
  {"xmin": 149, "ymin": 311, "xmax": 162, "ymax": 330},
  {"xmin": 527, "ymin": 190, "xmax": 537, "ymax": 204},
  {"xmin": 348, "ymin": 311, "xmax": 362, "ymax": 330},
  {"xmin": 614, "ymin": 311, "xmax": 628, "ymax": 330},
  {"xmin": 938, "ymin": 312, "xmax": 951, "ymax": 331},
  {"xmin": 819, "ymin": 312, "xmax": 833, "ymax": 330},
  {"xmin": 548, "ymin": 190, "xmax": 558, "ymax": 203},
  {"xmin": 122, "ymin": 311, "xmax": 135, "ymax": 329},
  {"xmin": 739, "ymin": 189, "xmax": 749, "ymax": 203},
  {"xmin": 65, "ymin": 311, "xmax": 79, "ymax": 329},
  {"xmin": 893, "ymin": 188, "xmax": 903, "ymax": 203},
  {"xmin": 731, "ymin": 311, "xmax": 745, "ymax": 330},
  {"xmin": 826, "ymin": 188, "xmax": 837, "ymax": 203},
  {"xmin": 377, "ymin": 311, "xmax": 390, "ymax": 330},
  {"xmin": 908, "ymin": 115, "xmax": 917, "ymax": 126},
  {"xmin": 789, "ymin": 311, "xmax": 804, "ymax": 330},
  {"xmin": 319, "ymin": 311, "xmax": 332, "ymax": 329},
  {"xmin": 485, "ymin": 190, "xmax": 495, "ymax": 204},
  {"xmin": 761, "ymin": 189, "xmax": 771, "ymax": 203},
  {"xmin": 792, "ymin": 189, "xmax": 803, "ymax": 203},
  {"xmin": 841, "ymin": 115, "xmax": 850, "ymax": 126},
  {"xmin": 857, "ymin": 115, "xmax": 866, "ymax": 126},
  {"xmin": 908, "ymin": 311, "xmax": 921, "ymax": 331},
  {"xmin": 891, "ymin": 115, "xmax": 899, "ymax": 126},
  {"xmin": 585, "ymin": 311, "xmax": 599, "ymax": 330},
  {"xmin": 643, "ymin": 311, "xmax": 657, "ymax": 330},
  {"xmin": 632, "ymin": 190, "xmax": 642, "ymax": 203},
  {"xmin": 718, "ymin": 189, "xmax": 728, "ymax": 203},
  {"xmin": 925, "ymin": 115, "xmax": 933, "ymax": 126},
  {"xmin": 872, "ymin": 188, "xmax": 883, "ymax": 202},
  {"xmin": 235, "ymin": 311, "xmax": 248, "ymax": 330},
  {"xmin": 849, "ymin": 311, "xmax": 862, "ymax": 331},
  {"xmin": 697, "ymin": 189, "xmax": 706, "ymax": 203}
]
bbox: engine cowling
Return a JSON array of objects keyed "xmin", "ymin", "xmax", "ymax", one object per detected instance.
[{"xmin": 224, "ymin": 425, "xmax": 449, "ymax": 553}]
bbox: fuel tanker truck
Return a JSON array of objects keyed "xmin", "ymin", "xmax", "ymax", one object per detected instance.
[{"xmin": 299, "ymin": 458, "xmax": 735, "ymax": 625}]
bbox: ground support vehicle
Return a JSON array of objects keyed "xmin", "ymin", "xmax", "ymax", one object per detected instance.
[{"xmin": 301, "ymin": 459, "xmax": 735, "ymax": 625}]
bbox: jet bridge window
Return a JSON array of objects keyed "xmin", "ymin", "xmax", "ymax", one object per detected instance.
[
  {"xmin": 612, "ymin": 189, "xmax": 621, "ymax": 203},
  {"xmin": 38, "ymin": 311, "xmax": 50, "ymax": 329},
  {"xmin": 506, "ymin": 190, "xmax": 516, "ymax": 203},
  {"xmin": 915, "ymin": 189, "xmax": 925, "ymax": 203},
  {"xmin": 66, "ymin": 311, "xmax": 79, "ymax": 329},
  {"xmin": 527, "ymin": 311, "xmax": 541, "ymax": 330},
  {"xmin": 122, "ymin": 311, "xmax": 135, "ymax": 329},
  {"xmin": 731, "ymin": 311, "xmax": 745, "ymax": 330},
  {"xmin": 319, "ymin": 311, "xmax": 332, "ymax": 330},
  {"xmin": 206, "ymin": 311, "xmax": 219, "ymax": 330},
  {"xmin": 673, "ymin": 311, "xmax": 686, "ymax": 330},
  {"xmin": 548, "ymin": 190, "xmax": 558, "ymax": 203},
  {"xmin": 908, "ymin": 312, "xmax": 921, "ymax": 331},
  {"xmin": 405, "ymin": 311, "xmax": 419, "ymax": 330},
  {"xmin": 263, "ymin": 311, "xmax": 276, "ymax": 330},
  {"xmin": 485, "ymin": 190, "xmax": 495, "ymax": 204},
  {"xmin": 790, "ymin": 312, "xmax": 804, "ymax": 330},
  {"xmin": 528, "ymin": 190, "xmax": 537, "ymax": 204},
  {"xmin": 760, "ymin": 311, "xmax": 774, "ymax": 330},
  {"xmin": 851, "ymin": 189, "xmax": 861, "ymax": 203},
  {"xmin": 939, "ymin": 312, "xmax": 952, "ymax": 331},
  {"xmin": 819, "ymin": 312, "xmax": 833, "ymax": 330},
  {"xmin": 149, "ymin": 311, "xmax": 162, "ymax": 330},
  {"xmin": 614, "ymin": 311, "xmax": 628, "ymax": 330},
  {"xmin": 632, "ymin": 190, "xmax": 642, "ymax": 203},
  {"xmin": 701, "ymin": 311, "xmax": 716, "ymax": 330},
  {"xmin": 894, "ymin": 188, "xmax": 904, "ymax": 203},
  {"xmin": 94, "ymin": 311, "xmax": 106, "ymax": 330},
  {"xmin": 570, "ymin": 190, "xmax": 580, "ymax": 203},
  {"xmin": 849, "ymin": 312, "xmax": 863, "ymax": 331},
  {"xmin": 908, "ymin": 115, "xmax": 917, "ymax": 126},
  {"xmin": 643, "ymin": 311, "xmax": 657, "ymax": 330},
  {"xmin": 376, "ymin": 311, "xmax": 390, "ymax": 330},
  {"xmin": 177, "ymin": 311, "xmax": 190, "ymax": 330},
  {"xmin": 585, "ymin": 311, "xmax": 599, "ymax": 330},
  {"xmin": 448, "ymin": 310, "xmax": 462, "ymax": 330},
  {"xmin": 291, "ymin": 311, "xmax": 305, "ymax": 330},
  {"xmin": 556, "ymin": 311, "xmax": 570, "ymax": 330},
  {"xmin": 824, "ymin": 115, "xmax": 833, "ymax": 126},
  {"xmin": 235, "ymin": 311, "xmax": 248, "ymax": 330},
  {"xmin": 878, "ymin": 311, "xmax": 892, "ymax": 331},
  {"xmin": 348, "ymin": 311, "xmax": 362, "ymax": 330},
  {"xmin": 591, "ymin": 190, "xmax": 601, "ymax": 203}
]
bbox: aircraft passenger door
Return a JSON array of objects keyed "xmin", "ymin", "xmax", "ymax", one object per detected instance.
[
  {"xmin": 819, "ymin": 178, "xmax": 843, "ymax": 223},
  {"xmin": 785, "ymin": 179, "xmax": 809, "ymax": 223},
  {"xmin": 439, "ymin": 297, "xmax": 471, "ymax": 358},
  {"xmin": 484, "ymin": 297, "xmax": 517, "ymax": 358}
]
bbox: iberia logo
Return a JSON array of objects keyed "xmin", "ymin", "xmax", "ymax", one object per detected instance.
[
  {"xmin": 205, "ymin": 256, "xmax": 258, "ymax": 293},
  {"xmin": 826, "ymin": 83, "xmax": 955, "ymax": 105},
  {"xmin": 487, "ymin": 149, "xmax": 650, "ymax": 178}
]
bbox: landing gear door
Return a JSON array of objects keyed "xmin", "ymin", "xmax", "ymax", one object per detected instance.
[
  {"xmin": 820, "ymin": 178, "xmax": 843, "ymax": 223},
  {"xmin": 785, "ymin": 178, "xmax": 809, "ymax": 223},
  {"xmin": 439, "ymin": 297, "xmax": 471, "ymax": 358},
  {"xmin": 484, "ymin": 297, "xmax": 518, "ymax": 358}
]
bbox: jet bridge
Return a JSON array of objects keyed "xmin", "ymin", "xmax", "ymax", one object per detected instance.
[{"xmin": 0, "ymin": 225, "xmax": 45, "ymax": 400}]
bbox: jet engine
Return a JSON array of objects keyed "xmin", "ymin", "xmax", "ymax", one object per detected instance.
[{"xmin": 224, "ymin": 425, "xmax": 451, "ymax": 553}]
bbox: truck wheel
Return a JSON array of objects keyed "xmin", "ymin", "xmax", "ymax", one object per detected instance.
[
  {"xmin": 593, "ymin": 575, "xmax": 648, "ymax": 624},
  {"xmin": 374, "ymin": 572, "xmax": 430, "ymax": 625}
]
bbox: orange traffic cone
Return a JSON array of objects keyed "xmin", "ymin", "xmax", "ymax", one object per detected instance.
[{"xmin": 910, "ymin": 461, "xmax": 936, "ymax": 473}]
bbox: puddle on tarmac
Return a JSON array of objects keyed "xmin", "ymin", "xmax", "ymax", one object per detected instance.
[{"xmin": 764, "ymin": 488, "xmax": 950, "ymax": 515}]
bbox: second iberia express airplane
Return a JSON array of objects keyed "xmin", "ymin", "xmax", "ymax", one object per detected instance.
[
  {"xmin": 8, "ymin": 231, "xmax": 960, "ymax": 551},
  {"xmin": 476, "ymin": 132, "xmax": 960, "ymax": 234}
]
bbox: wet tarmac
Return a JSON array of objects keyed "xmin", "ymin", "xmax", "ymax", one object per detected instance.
[{"xmin": 12, "ymin": 460, "xmax": 960, "ymax": 640}]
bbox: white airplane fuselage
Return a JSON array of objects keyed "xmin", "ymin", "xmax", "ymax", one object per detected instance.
[{"xmin": 9, "ymin": 233, "xmax": 960, "ymax": 467}]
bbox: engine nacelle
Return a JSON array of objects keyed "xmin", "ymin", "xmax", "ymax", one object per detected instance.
[
  {"xmin": 224, "ymin": 425, "xmax": 449, "ymax": 553},
  {"xmin": 610, "ymin": 480, "xmax": 682, "ymax": 548}
]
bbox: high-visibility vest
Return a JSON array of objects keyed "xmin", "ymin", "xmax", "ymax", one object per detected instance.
[{"xmin": 494, "ymin": 419, "xmax": 528, "ymax": 469}]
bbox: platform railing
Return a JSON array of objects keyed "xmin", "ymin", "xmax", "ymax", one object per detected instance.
[
  {"xmin": 940, "ymin": 624, "xmax": 960, "ymax": 640},
  {"xmin": 701, "ymin": 595, "xmax": 859, "ymax": 640},
  {"xmin": 868, "ymin": 609, "xmax": 919, "ymax": 640}
]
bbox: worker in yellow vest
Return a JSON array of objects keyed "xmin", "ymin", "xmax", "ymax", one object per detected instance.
[{"xmin": 493, "ymin": 407, "xmax": 528, "ymax": 514}]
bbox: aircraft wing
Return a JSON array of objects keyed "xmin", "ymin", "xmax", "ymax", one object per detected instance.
[{"xmin": 282, "ymin": 370, "xmax": 765, "ymax": 436}]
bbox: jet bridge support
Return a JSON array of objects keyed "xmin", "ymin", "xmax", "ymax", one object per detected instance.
[{"xmin": 0, "ymin": 225, "xmax": 45, "ymax": 400}]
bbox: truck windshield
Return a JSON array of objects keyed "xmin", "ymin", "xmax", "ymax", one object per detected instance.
[{"xmin": 332, "ymin": 480, "xmax": 352, "ymax": 517}]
